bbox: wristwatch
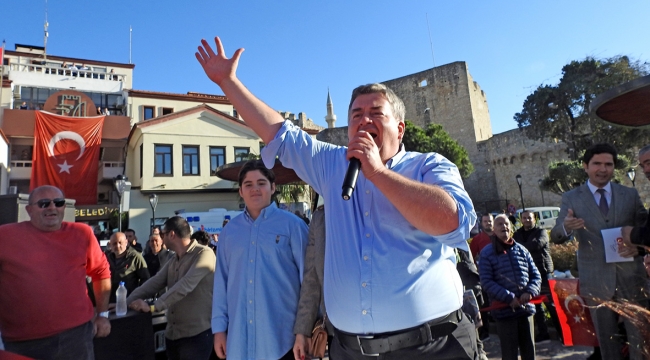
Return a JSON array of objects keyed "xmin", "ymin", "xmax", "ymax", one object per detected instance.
[{"xmin": 98, "ymin": 311, "xmax": 110, "ymax": 318}]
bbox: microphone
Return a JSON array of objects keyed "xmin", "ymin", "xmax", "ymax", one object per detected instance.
[{"xmin": 341, "ymin": 158, "xmax": 361, "ymax": 201}]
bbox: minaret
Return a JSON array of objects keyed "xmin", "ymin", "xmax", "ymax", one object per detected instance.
[{"xmin": 325, "ymin": 88, "xmax": 337, "ymax": 129}]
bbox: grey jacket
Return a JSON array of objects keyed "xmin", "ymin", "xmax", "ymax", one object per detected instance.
[
  {"xmin": 293, "ymin": 207, "xmax": 329, "ymax": 336},
  {"xmin": 550, "ymin": 182, "xmax": 647, "ymax": 302}
]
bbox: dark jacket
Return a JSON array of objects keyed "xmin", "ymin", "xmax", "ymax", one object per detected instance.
[
  {"xmin": 478, "ymin": 236, "xmax": 541, "ymax": 320},
  {"xmin": 631, "ymin": 211, "xmax": 650, "ymax": 247},
  {"xmin": 513, "ymin": 226, "xmax": 553, "ymax": 277},
  {"xmin": 143, "ymin": 249, "xmax": 174, "ymax": 277},
  {"xmin": 107, "ymin": 247, "xmax": 150, "ymax": 302}
]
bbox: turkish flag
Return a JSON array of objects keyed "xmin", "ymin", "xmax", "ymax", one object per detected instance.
[
  {"xmin": 30, "ymin": 111, "xmax": 105, "ymax": 205},
  {"xmin": 549, "ymin": 279, "xmax": 599, "ymax": 347}
]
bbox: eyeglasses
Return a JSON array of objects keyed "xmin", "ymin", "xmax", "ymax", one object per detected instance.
[
  {"xmin": 160, "ymin": 230, "xmax": 170, "ymax": 237},
  {"xmin": 31, "ymin": 198, "xmax": 66, "ymax": 208}
]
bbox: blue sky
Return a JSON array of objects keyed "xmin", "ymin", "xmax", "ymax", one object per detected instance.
[{"xmin": 2, "ymin": 0, "xmax": 648, "ymax": 135}]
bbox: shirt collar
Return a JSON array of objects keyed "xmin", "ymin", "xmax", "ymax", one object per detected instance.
[
  {"xmin": 586, "ymin": 180, "xmax": 611, "ymax": 195},
  {"xmin": 243, "ymin": 202, "xmax": 278, "ymax": 223},
  {"xmin": 386, "ymin": 144, "xmax": 407, "ymax": 169}
]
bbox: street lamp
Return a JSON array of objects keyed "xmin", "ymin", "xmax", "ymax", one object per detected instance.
[
  {"xmin": 538, "ymin": 179, "xmax": 545, "ymax": 206},
  {"xmin": 149, "ymin": 194, "xmax": 158, "ymax": 233},
  {"xmin": 627, "ymin": 168, "xmax": 636, "ymax": 187},
  {"xmin": 516, "ymin": 174, "xmax": 525, "ymax": 211},
  {"xmin": 114, "ymin": 175, "xmax": 128, "ymax": 232}
]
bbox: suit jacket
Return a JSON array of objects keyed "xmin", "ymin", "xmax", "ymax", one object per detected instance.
[
  {"xmin": 550, "ymin": 182, "xmax": 647, "ymax": 302},
  {"xmin": 293, "ymin": 207, "xmax": 327, "ymax": 336}
]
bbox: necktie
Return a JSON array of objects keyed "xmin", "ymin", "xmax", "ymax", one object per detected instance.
[{"xmin": 596, "ymin": 189, "xmax": 609, "ymax": 216}]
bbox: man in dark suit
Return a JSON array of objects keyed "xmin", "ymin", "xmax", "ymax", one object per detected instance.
[{"xmin": 551, "ymin": 143, "xmax": 647, "ymax": 360}]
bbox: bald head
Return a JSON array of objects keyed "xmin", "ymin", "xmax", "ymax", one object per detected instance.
[
  {"xmin": 26, "ymin": 186, "xmax": 66, "ymax": 232},
  {"xmin": 109, "ymin": 232, "xmax": 128, "ymax": 256}
]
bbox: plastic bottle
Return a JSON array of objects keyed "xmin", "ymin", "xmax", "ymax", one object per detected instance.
[{"xmin": 116, "ymin": 282, "xmax": 127, "ymax": 316}]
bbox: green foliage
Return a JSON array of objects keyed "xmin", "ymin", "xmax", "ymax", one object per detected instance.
[
  {"xmin": 514, "ymin": 56, "xmax": 650, "ymax": 159},
  {"xmin": 402, "ymin": 121, "xmax": 474, "ymax": 178},
  {"xmin": 108, "ymin": 210, "xmax": 129, "ymax": 231},
  {"xmin": 549, "ymin": 238, "xmax": 578, "ymax": 272},
  {"xmin": 540, "ymin": 152, "xmax": 633, "ymax": 195}
]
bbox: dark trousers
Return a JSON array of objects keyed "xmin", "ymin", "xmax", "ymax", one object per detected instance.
[
  {"xmin": 330, "ymin": 313, "xmax": 477, "ymax": 359},
  {"xmin": 495, "ymin": 315, "xmax": 535, "ymax": 360},
  {"xmin": 534, "ymin": 301, "xmax": 562, "ymax": 339},
  {"xmin": 166, "ymin": 329, "xmax": 213, "ymax": 360},
  {"xmin": 3, "ymin": 321, "xmax": 94, "ymax": 360}
]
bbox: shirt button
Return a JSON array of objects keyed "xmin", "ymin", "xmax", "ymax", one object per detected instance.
[
  {"xmin": 362, "ymin": 310, "xmax": 367, "ymax": 315},
  {"xmin": 365, "ymin": 233, "xmax": 370, "ymax": 238},
  {"xmin": 364, "ymin": 211, "xmax": 369, "ymax": 216},
  {"xmin": 249, "ymin": 300, "xmax": 253, "ymax": 303},
  {"xmin": 251, "ymin": 241, "xmax": 255, "ymax": 244},
  {"xmin": 250, "ymin": 259, "xmax": 253, "ymax": 263},
  {"xmin": 363, "ymin": 255, "xmax": 369, "ymax": 261},
  {"xmin": 249, "ymin": 280, "xmax": 253, "ymax": 283},
  {"xmin": 249, "ymin": 320, "xmax": 253, "ymax": 323},
  {"xmin": 366, "ymin": 190, "xmax": 370, "ymax": 194},
  {"xmin": 362, "ymin": 282, "xmax": 367, "ymax": 287}
]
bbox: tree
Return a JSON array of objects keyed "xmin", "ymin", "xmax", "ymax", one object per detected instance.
[
  {"xmin": 514, "ymin": 56, "xmax": 650, "ymax": 160},
  {"xmin": 541, "ymin": 154, "xmax": 632, "ymax": 196},
  {"xmin": 402, "ymin": 120, "xmax": 475, "ymax": 178}
]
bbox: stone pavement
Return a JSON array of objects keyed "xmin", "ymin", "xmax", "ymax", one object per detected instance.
[{"xmin": 482, "ymin": 335, "xmax": 594, "ymax": 360}]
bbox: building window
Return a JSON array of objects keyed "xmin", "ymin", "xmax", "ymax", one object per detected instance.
[
  {"xmin": 234, "ymin": 147, "xmax": 250, "ymax": 162},
  {"xmin": 139, "ymin": 143, "xmax": 143, "ymax": 178},
  {"xmin": 182, "ymin": 146, "xmax": 200, "ymax": 176},
  {"xmin": 210, "ymin": 147, "xmax": 226, "ymax": 176},
  {"xmin": 154, "ymin": 144, "xmax": 173, "ymax": 176},
  {"xmin": 144, "ymin": 106, "xmax": 155, "ymax": 120},
  {"xmin": 162, "ymin": 107, "xmax": 174, "ymax": 116}
]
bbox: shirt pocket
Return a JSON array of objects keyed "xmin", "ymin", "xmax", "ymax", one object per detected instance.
[{"xmin": 260, "ymin": 233, "xmax": 292, "ymax": 253}]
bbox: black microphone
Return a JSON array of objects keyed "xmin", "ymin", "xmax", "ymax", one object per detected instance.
[{"xmin": 341, "ymin": 158, "xmax": 361, "ymax": 201}]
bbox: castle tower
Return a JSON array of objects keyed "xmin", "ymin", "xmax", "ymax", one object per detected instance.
[
  {"xmin": 382, "ymin": 62, "xmax": 497, "ymax": 208},
  {"xmin": 325, "ymin": 89, "xmax": 337, "ymax": 129}
]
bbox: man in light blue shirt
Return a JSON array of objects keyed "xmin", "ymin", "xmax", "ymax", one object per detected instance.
[
  {"xmin": 212, "ymin": 160, "xmax": 308, "ymax": 360},
  {"xmin": 198, "ymin": 37, "xmax": 477, "ymax": 359}
]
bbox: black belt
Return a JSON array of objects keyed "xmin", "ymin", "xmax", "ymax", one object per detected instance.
[{"xmin": 333, "ymin": 309, "xmax": 462, "ymax": 356}]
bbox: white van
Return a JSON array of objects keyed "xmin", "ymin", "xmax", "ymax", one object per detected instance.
[
  {"xmin": 179, "ymin": 208, "xmax": 242, "ymax": 235},
  {"xmin": 515, "ymin": 207, "xmax": 561, "ymax": 229}
]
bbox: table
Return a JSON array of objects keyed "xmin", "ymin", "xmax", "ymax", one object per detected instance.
[{"xmin": 93, "ymin": 310, "xmax": 155, "ymax": 360}]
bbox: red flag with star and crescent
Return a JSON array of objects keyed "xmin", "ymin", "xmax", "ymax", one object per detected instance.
[
  {"xmin": 549, "ymin": 279, "xmax": 599, "ymax": 347},
  {"xmin": 31, "ymin": 111, "xmax": 105, "ymax": 205}
]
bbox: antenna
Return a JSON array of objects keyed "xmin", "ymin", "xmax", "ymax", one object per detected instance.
[
  {"xmin": 426, "ymin": 13, "xmax": 435, "ymax": 68},
  {"xmin": 129, "ymin": 26, "xmax": 132, "ymax": 64},
  {"xmin": 43, "ymin": 0, "xmax": 49, "ymax": 60}
]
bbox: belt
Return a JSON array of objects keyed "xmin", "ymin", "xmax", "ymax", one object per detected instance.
[{"xmin": 333, "ymin": 309, "xmax": 462, "ymax": 356}]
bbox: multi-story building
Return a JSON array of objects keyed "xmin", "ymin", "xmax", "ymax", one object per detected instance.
[{"xmin": 0, "ymin": 43, "xmax": 263, "ymax": 240}]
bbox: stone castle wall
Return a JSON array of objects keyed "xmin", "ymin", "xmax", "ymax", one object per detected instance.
[
  {"xmin": 316, "ymin": 64, "xmax": 648, "ymax": 214},
  {"xmin": 381, "ymin": 62, "xmax": 498, "ymax": 209}
]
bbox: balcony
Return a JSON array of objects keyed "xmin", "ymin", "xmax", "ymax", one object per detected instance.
[
  {"xmin": 8, "ymin": 63, "xmax": 127, "ymax": 93},
  {"xmin": 9, "ymin": 161, "xmax": 32, "ymax": 180},
  {"xmin": 103, "ymin": 162, "xmax": 125, "ymax": 179},
  {"xmin": 9, "ymin": 161, "xmax": 124, "ymax": 180}
]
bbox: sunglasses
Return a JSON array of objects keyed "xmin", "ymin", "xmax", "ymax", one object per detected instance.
[{"xmin": 31, "ymin": 198, "xmax": 66, "ymax": 208}]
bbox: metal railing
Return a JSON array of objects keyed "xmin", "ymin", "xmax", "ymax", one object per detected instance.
[{"xmin": 8, "ymin": 63, "xmax": 127, "ymax": 82}]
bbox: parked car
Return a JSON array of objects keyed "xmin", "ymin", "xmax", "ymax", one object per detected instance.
[{"xmin": 515, "ymin": 207, "xmax": 561, "ymax": 229}]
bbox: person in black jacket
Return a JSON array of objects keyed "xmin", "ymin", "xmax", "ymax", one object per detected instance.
[{"xmin": 513, "ymin": 210, "xmax": 562, "ymax": 343}]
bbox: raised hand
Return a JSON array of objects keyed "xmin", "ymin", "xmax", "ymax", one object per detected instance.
[
  {"xmin": 563, "ymin": 209, "xmax": 585, "ymax": 231},
  {"xmin": 195, "ymin": 37, "xmax": 244, "ymax": 86}
]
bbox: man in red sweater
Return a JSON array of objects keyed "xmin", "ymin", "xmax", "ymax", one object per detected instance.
[
  {"xmin": 0, "ymin": 185, "xmax": 112, "ymax": 359},
  {"xmin": 470, "ymin": 214, "xmax": 494, "ymax": 262}
]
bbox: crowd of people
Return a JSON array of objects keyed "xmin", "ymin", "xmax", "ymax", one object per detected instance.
[{"xmin": 0, "ymin": 35, "xmax": 648, "ymax": 360}]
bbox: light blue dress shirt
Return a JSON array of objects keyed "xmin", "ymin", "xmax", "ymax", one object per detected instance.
[
  {"xmin": 261, "ymin": 121, "xmax": 476, "ymax": 334},
  {"xmin": 211, "ymin": 202, "xmax": 309, "ymax": 360}
]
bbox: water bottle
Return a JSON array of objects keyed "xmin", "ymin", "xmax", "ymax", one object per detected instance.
[{"xmin": 116, "ymin": 282, "xmax": 127, "ymax": 316}]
